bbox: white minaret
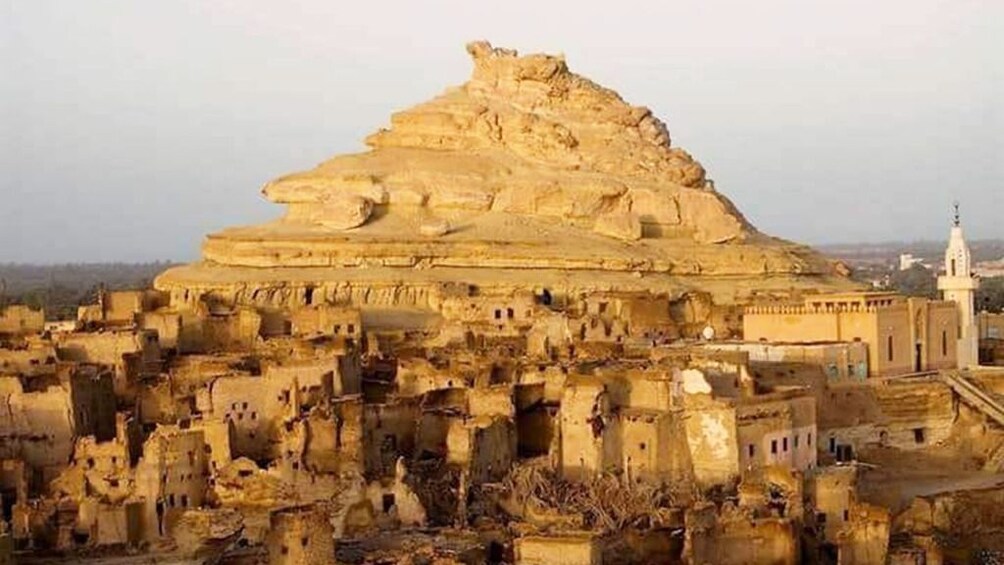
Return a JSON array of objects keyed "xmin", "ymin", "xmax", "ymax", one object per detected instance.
[{"xmin": 937, "ymin": 203, "xmax": 980, "ymax": 368}]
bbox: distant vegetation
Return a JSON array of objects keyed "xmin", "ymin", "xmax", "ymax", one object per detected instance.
[
  {"xmin": 0, "ymin": 262, "xmax": 174, "ymax": 320},
  {"xmin": 818, "ymin": 239, "xmax": 1004, "ymax": 266},
  {"xmin": 827, "ymin": 239, "xmax": 1004, "ymax": 313},
  {"xmin": 978, "ymin": 276, "xmax": 1004, "ymax": 313}
]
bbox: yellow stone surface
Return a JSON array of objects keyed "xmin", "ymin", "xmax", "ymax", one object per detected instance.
[{"xmin": 157, "ymin": 41, "xmax": 854, "ymax": 312}]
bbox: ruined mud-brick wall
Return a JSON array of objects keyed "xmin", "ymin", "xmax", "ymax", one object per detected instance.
[
  {"xmin": 0, "ymin": 343, "xmax": 58, "ymax": 378},
  {"xmin": 290, "ymin": 306, "xmax": 362, "ymax": 340},
  {"xmin": 685, "ymin": 503, "xmax": 799, "ymax": 565},
  {"xmin": 363, "ymin": 399, "xmax": 420, "ymax": 479},
  {"xmin": 819, "ymin": 380, "xmax": 955, "ymax": 453},
  {"xmin": 55, "ymin": 330, "xmax": 159, "ymax": 367},
  {"xmin": 558, "ymin": 376, "xmax": 619, "ymax": 481},
  {"xmin": 208, "ymin": 375, "xmax": 297, "ymax": 462},
  {"xmin": 68, "ymin": 368, "xmax": 117, "ymax": 442},
  {"xmin": 445, "ymin": 416, "xmax": 516, "ymax": 484},
  {"xmin": 682, "ymin": 401, "xmax": 740, "ymax": 489},
  {"xmin": 134, "ymin": 427, "xmax": 209, "ymax": 541},
  {"xmin": 809, "ymin": 465, "xmax": 859, "ymax": 543},
  {"xmin": 895, "ymin": 486, "xmax": 1004, "ymax": 559},
  {"xmin": 0, "ymin": 379, "xmax": 76, "ymax": 484},
  {"xmin": 0, "ymin": 305, "xmax": 44, "ymax": 336},
  {"xmin": 838, "ymin": 502, "xmax": 891, "ymax": 565},
  {"xmin": 467, "ymin": 385, "xmax": 515, "ymax": 419},
  {"xmin": 618, "ymin": 408, "xmax": 693, "ymax": 485},
  {"xmin": 265, "ymin": 505, "xmax": 335, "ymax": 565},
  {"xmin": 202, "ymin": 309, "xmax": 262, "ymax": 352},
  {"xmin": 263, "ymin": 360, "xmax": 335, "ymax": 409},
  {"xmin": 515, "ymin": 534, "xmax": 602, "ymax": 565}
]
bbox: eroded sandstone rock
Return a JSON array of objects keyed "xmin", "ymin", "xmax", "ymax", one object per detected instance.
[
  {"xmin": 419, "ymin": 218, "xmax": 451, "ymax": 237},
  {"xmin": 593, "ymin": 213, "xmax": 642, "ymax": 242},
  {"xmin": 316, "ymin": 194, "xmax": 373, "ymax": 230},
  {"xmin": 156, "ymin": 41, "xmax": 853, "ymax": 315},
  {"xmin": 262, "ymin": 41, "xmax": 747, "ymax": 242}
]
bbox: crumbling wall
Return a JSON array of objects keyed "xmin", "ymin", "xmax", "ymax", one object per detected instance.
[
  {"xmin": 364, "ymin": 459, "xmax": 427, "ymax": 529},
  {"xmin": 291, "ymin": 402, "xmax": 364, "ymax": 476},
  {"xmin": 0, "ymin": 305, "xmax": 45, "ymax": 336},
  {"xmin": 685, "ymin": 503, "xmax": 799, "ymax": 565},
  {"xmin": 894, "ymin": 486, "xmax": 1004, "ymax": 560},
  {"xmin": 363, "ymin": 400, "xmax": 419, "ymax": 479},
  {"xmin": 56, "ymin": 330, "xmax": 159, "ymax": 368},
  {"xmin": 446, "ymin": 416, "xmax": 516, "ymax": 484},
  {"xmin": 190, "ymin": 420, "xmax": 232, "ymax": 473},
  {"xmin": 515, "ymin": 533, "xmax": 602, "ymax": 565},
  {"xmin": 139, "ymin": 310, "xmax": 183, "ymax": 351},
  {"xmin": 0, "ymin": 343, "xmax": 58, "ymax": 378},
  {"xmin": 618, "ymin": 409, "xmax": 692, "ymax": 486},
  {"xmin": 837, "ymin": 502, "xmax": 890, "ymax": 565},
  {"xmin": 265, "ymin": 505, "xmax": 335, "ymax": 565},
  {"xmin": 171, "ymin": 508, "xmax": 243, "ymax": 557},
  {"xmin": 134, "ymin": 427, "xmax": 209, "ymax": 541},
  {"xmin": 263, "ymin": 359, "xmax": 334, "ymax": 409},
  {"xmin": 0, "ymin": 384, "xmax": 75, "ymax": 483},
  {"xmin": 682, "ymin": 403, "xmax": 739, "ymax": 489},
  {"xmin": 68, "ymin": 366, "xmax": 117, "ymax": 441},
  {"xmin": 396, "ymin": 357, "xmax": 459, "ymax": 398},
  {"xmin": 467, "ymin": 384, "xmax": 514, "ymax": 418},
  {"xmin": 56, "ymin": 330, "xmax": 160, "ymax": 401},
  {"xmin": 209, "ymin": 374, "xmax": 297, "ymax": 461},
  {"xmin": 559, "ymin": 377, "xmax": 619, "ymax": 481},
  {"xmin": 290, "ymin": 305, "xmax": 362, "ymax": 340},
  {"xmin": 74, "ymin": 499, "xmax": 144, "ymax": 547},
  {"xmin": 820, "ymin": 381, "xmax": 955, "ymax": 454},
  {"xmin": 201, "ymin": 308, "xmax": 262, "ymax": 352},
  {"xmin": 53, "ymin": 435, "xmax": 132, "ymax": 503},
  {"xmin": 211, "ymin": 458, "xmax": 297, "ymax": 544}
]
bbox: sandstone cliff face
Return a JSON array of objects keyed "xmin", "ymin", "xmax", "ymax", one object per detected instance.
[
  {"xmin": 156, "ymin": 42, "xmax": 854, "ymax": 314},
  {"xmin": 262, "ymin": 41, "xmax": 749, "ymax": 244}
]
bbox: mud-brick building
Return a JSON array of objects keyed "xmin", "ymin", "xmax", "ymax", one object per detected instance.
[
  {"xmin": 265, "ymin": 505, "xmax": 335, "ymax": 565},
  {"xmin": 744, "ymin": 292, "xmax": 958, "ymax": 378}
]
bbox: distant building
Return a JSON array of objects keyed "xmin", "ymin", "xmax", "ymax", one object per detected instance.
[
  {"xmin": 974, "ymin": 258, "xmax": 1004, "ymax": 278},
  {"xmin": 899, "ymin": 253, "xmax": 926, "ymax": 271},
  {"xmin": 980, "ymin": 312, "xmax": 1004, "ymax": 340}
]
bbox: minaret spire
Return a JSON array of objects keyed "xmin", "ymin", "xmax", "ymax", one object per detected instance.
[{"xmin": 938, "ymin": 201, "xmax": 980, "ymax": 368}]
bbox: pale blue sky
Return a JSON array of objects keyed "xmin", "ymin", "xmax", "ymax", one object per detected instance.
[{"xmin": 2, "ymin": 0, "xmax": 1001, "ymax": 262}]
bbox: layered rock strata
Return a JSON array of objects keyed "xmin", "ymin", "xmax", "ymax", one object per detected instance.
[{"xmin": 156, "ymin": 41, "xmax": 853, "ymax": 317}]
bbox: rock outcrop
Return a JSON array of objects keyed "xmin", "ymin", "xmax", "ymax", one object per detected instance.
[
  {"xmin": 263, "ymin": 41, "xmax": 746, "ymax": 243},
  {"xmin": 156, "ymin": 41, "xmax": 854, "ymax": 320}
]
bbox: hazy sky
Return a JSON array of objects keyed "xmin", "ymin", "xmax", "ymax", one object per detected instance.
[{"xmin": 2, "ymin": 0, "xmax": 1001, "ymax": 263}]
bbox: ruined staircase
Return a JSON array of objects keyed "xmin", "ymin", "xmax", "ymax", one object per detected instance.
[{"xmin": 940, "ymin": 371, "xmax": 1004, "ymax": 428}]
